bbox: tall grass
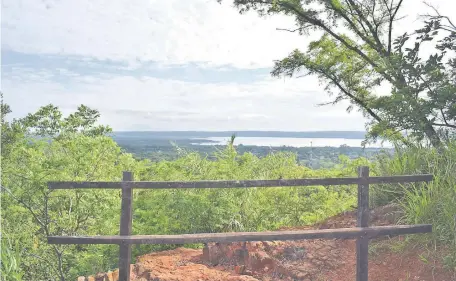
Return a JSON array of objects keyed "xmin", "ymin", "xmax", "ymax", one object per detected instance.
[
  {"xmin": 374, "ymin": 141, "xmax": 456, "ymax": 268},
  {"xmin": 1, "ymin": 234, "xmax": 25, "ymax": 281}
]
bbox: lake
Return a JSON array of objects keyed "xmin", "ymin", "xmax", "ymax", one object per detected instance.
[{"xmin": 191, "ymin": 137, "xmax": 393, "ymax": 148}]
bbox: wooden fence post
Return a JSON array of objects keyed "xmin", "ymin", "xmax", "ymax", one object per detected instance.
[
  {"xmin": 356, "ymin": 166, "xmax": 370, "ymax": 281},
  {"xmin": 119, "ymin": 171, "xmax": 133, "ymax": 281}
]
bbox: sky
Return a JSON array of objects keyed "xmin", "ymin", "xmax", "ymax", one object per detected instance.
[{"xmin": 1, "ymin": 0, "xmax": 454, "ymax": 131}]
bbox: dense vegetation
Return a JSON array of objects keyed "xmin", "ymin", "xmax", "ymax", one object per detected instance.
[
  {"xmin": 1, "ymin": 104, "xmax": 372, "ymax": 280},
  {"xmin": 2, "ymin": 103, "xmax": 456, "ymax": 280}
]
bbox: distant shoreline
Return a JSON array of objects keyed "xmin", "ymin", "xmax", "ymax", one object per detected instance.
[
  {"xmin": 191, "ymin": 137, "xmax": 392, "ymax": 148},
  {"xmin": 111, "ymin": 131, "xmax": 392, "ymax": 149},
  {"xmin": 111, "ymin": 130, "xmax": 367, "ymax": 140}
]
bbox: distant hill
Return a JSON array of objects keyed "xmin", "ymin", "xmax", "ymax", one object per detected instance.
[{"xmin": 111, "ymin": 131, "xmax": 367, "ymax": 139}]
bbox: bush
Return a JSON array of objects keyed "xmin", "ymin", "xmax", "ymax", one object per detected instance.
[
  {"xmin": 130, "ymin": 146, "xmax": 363, "ymax": 260},
  {"xmin": 374, "ymin": 141, "xmax": 456, "ymax": 268},
  {"xmin": 2, "ymin": 136, "xmax": 367, "ymax": 280}
]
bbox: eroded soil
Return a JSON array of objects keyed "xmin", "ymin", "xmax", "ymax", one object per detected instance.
[{"xmin": 80, "ymin": 205, "xmax": 455, "ymax": 281}]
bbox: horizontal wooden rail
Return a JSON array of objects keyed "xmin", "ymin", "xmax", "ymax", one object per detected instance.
[
  {"xmin": 48, "ymin": 174, "xmax": 433, "ymax": 190},
  {"xmin": 47, "ymin": 168, "xmax": 435, "ymax": 281},
  {"xmin": 48, "ymin": 224, "xmax": 432, "ymax": 245}
]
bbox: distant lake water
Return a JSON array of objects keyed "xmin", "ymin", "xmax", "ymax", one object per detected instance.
[{"xmin": 192, "ymin": 137, "xmax": 393, "ymax": 148}]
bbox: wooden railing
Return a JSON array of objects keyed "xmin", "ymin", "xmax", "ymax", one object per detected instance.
[{"xmin": 47, "ymin": 166, "xmax": 433, "ymax": 281}]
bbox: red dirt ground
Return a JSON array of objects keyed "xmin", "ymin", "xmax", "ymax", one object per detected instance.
[{"xmin": 80, "ymin": 205, "xmax": 455, "ymax": 281}]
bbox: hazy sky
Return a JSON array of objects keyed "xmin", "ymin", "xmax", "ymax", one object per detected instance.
[{"xmin": 1, "ymin": 0, "xmax": 454, "ymax": 131}]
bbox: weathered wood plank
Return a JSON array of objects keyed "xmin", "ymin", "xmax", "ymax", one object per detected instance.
[
  {"xmin": 119, "ymin": 171, "xmax": 133, "ymax": 281},
  {"xmin": 128, "ymin": 178, "xmax": 362, "ymax": 188},
  {"xmin": 356, "ymin": 166, "xmax": 370, "ymax": 281},
  {"xmin": 48, "ymin": 178, "xmax": 359, "ymax": 189},
  {"xmin": 47, "ymin": 174, "xmax": 433, "ymax": 190},
  {"xmin": 48, "ymin": 182, "xmax": 123, "ymax": 189},
  {"xmin": 47, "ymin": 224, "xmax": 432, "ymax": 245}
]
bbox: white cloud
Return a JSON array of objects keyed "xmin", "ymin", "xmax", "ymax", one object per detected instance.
[
  {"xmin": 2, "ymin": 0, "xmax": 454, "ymax": 69},
  {"xmin": 1, "ymin": 0, "xmax": 309, "ymax": 68},
  {"xmin": 2, "ymin": 68, "xmax": 366, "ymax": 131},
  {"xmin": 3, "ymin": 0, "xmax": 454, "ymax": 132}
]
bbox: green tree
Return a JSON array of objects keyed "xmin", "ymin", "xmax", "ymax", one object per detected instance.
[
  {"xmin": 222, "ymin": 0, "xmax": 455, "ymax": 147},
  {"xmin": 1, "ymin": 93, "xmax": 26, "ymax": 159},
  {"xmin": 1, "ymin": 104, "xmax": 140, "ymax": 280},
  {"xmin": 20, "ymin": 104, "xmax": 112, "ymax": 138}
]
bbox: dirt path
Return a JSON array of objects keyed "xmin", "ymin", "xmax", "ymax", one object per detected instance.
[{"xmin": 81, "ymin": 206, "xmax": 455, "ymax": 281}]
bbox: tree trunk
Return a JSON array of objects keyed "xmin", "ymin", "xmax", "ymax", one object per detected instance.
[{"xmin": 423, "ymin": 121, "xmax": 442, "ymax": 147}]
